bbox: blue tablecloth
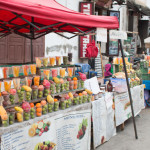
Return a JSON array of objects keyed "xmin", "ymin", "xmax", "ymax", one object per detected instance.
[{"xmin": 143, "ymin": 80, "xmax": 150, "ymax": 90}]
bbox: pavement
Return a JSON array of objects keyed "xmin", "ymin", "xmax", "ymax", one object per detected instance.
[{"xmin": 96, "ymin": 108, "xmax": 150, "ymax": 150}]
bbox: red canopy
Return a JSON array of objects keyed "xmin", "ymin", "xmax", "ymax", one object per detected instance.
[{"xmin": 0, "ymin": 0, "xmax": 119, "ymax": 39}]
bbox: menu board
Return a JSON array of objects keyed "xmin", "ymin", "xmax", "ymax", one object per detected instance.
[{"xmin": 108, "ymin": 39, "xmax": 119, "ymax": 56}]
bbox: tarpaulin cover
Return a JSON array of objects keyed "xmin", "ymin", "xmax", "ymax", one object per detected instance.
[{"xmin": 0, "ymin": 0, "xmax": 119, "ymax": 34}]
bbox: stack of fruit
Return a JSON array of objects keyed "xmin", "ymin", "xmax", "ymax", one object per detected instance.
[
  {"xmin": 54, "ymin": 99, "xmax": 59, "ymax": 111},
  {"xmin": 7, "ymin": 108, "xmax": 15, "ymax": 125},
  {"xmin": 22, "ymin": 85, "xmax": 32, "ymax": 101},
  {"xmin": 38, "ymin": 85, "xmax": 44, "ymax": 98},
  {"xmin": 9, "ymin": 89, "xmax": 16, "ymax": 105},
  {"xmin": 36, "ymin": 103, "xmax": 42, "ymax": 117},
  {"xmin": 32, "ymin": 85, "xmax": 38, "ymax": 100},
  {"xmin": 30, "ymin": 103, "xmax": 36, "ymax": 119},
  {"xmin": 22, "ymin": 101, "xmax": 31, "ymax": 121},
  {"xmin": 43, "ymin": 80, "xmax": 50, "ymax": 97},
  {"xmin": 60, "ymin": 98, "xmax": 66, "ymax": 110},
  {"xmin": 73, "ymin": 93, "xmax": 79, "ymax": 105},
  {"xmin": 47, "ymin": 95, "xmax": 54, "ymax": 113},
  {"xmin": 41, "ymin": 100, "xmax": 48, "ymax": 115},
  {"xmin": 15, "ymin": 107, "xmax": 24, "ymax": 122}
]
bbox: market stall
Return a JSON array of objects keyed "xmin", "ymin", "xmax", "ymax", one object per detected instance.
[{"xmin": 0, "ymin": 0, "xmax": 120, "ymax": 150}]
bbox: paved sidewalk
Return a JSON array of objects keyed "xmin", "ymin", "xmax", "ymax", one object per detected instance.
[{"xmin": 96, "ymin": 109, "xmax": 150, "ymax": 150}]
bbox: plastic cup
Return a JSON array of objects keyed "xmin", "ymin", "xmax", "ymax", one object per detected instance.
[
  {"xmin": 16, "ymin": 112, "xmax": 24, "ymax": 122},
  {"xmin": 13, "ymin": 78, "xmax": 20, "ymax": 90},
  {"xmin": 9, "ymin": 112, "xmax": 15, "ymax": 125},
  {"xmin": 50, "ymin": 57, "xmax": 55, "ymax": 66},
  {"xmin": 56, "ymin": 56, "xmax": 61, "ymax": 66},
  {"xmin": 42, "ymin": 104, "xmax": 48, "ymax": 115},
  {"xmin": 48, "ymin": 103, "xmax": 54, "ymax": 113},
  {"xmin": 42, "ymin": 57, "xmax": 49, "ymax": 67},
  {"xmin": 25, "ymin": 77, "xmax": 33, "ymax": 87},
  {"xmin": 60, "ymin": 68, "xmax": 66, "ymax": 78},
  {"xmin": 34, "ymin": 76, "xmax": 40, "ymax": 86},
  {"xmin": 2, "ymin": 67, "xmax": 9, "ymax": 78},
  {"xmin": 36, "ymin": 57, "xmax": 42, "ymax": 68},
  {"xmin": 4, "ymin": 80, "xmax": 12, "ymax": 92},
  {"xmin": 50, "ymin": 84, "xmax": 56, "ymax": 94},
  {"xmin": 43, "ymin": 70, "xmax": 50, "ymax": 80},
  {"xmin": 30, "ymin": 64, "xmax": 36, "ymax": 75},
  {"xmin": 24, "ymin": 111, "xmax": 30, "ymax": 121},
  {"xmin": 68, "ymin": 67, "xmax": 73, "ymax": 77},
  {"xmin": 30, "ymin": 107, "xmax": 36, "ymax": 119},
  {"xmin": 17, "ymin": 89, "xmax": 25, "ymax": 103},
  {"xmin": 12, "ymin": 66, "xmax": 20, "ymax": 77},
  {"xmin": 51, "ymin": 69, "xmax": 58, "ymax": 77},
  {"xmin": 44, "ymin": 86, "xmax": 50, "ymax": 97},
  {"xmin": 63, "ymin": 56, "xmax": 68, "ymax": 65},
  {"xmin": 32, "ymin": 86, "xmax": 38, "ymax": 100},
  {"xmin": 23, "ymin": 65, "xmax": 29, "ymax": 76}
]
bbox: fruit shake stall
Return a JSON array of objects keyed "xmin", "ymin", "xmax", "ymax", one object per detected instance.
[{"xmin": 0, "ymin": 57, "xmax": 94, "ymax": 150}]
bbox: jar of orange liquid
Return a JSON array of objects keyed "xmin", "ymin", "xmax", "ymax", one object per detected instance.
[
  {"xmin": 33, "ymin": 76, "xmax": 40, "ymax": 86},
  {"xmin": 4, "ymin": 80, "xmax": 12, "ymax": 92},
  {"xmin": 23, "ymin": 65, "xmax": 29, "ymax": 76},
  {"xmin": 12, "ymin": 66, "xmax": 20, "ymax": 77},
  {"xmin": 30, "ymin": 64, "xmax": 36, "ymax": 75},
  {"xmin": 68, "ymin": 68, "xmax": 73, "ymax": 77},
  {"xmin": 2, "ymin": 67, "xmax": 9, "ymax": 78},
  {"xmin": 50, "ymin": 57, "xmax": 55, "ymax": 66},
  {"xmin": 60, "ymin": 68, "xmax": 66, "ymax": 78}
]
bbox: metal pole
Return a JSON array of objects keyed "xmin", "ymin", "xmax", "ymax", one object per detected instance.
[
  {"xmin": 31, "ymin": 39, "xmax": 33, "ymax": 63},
  {"xmin": 30, "ymin": 17, "xmax": 34, "ymax": 63},
  {"xmin": 119, "ymin": 39, "xmax": 138, "ymax": 139}
]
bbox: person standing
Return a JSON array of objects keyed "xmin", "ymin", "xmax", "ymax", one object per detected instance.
[{"xmin": 104, "ymin": 57, "xmax": 113, "ymax": 78}]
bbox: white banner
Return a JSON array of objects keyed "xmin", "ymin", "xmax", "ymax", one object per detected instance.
[
  {"xmin": 92, "ymin": 96, "xmax": 116, "ymax": 149},
  {"xmin": 110, "ymin": 30, "xmax": 127, "ymax": 40},
  {"xmin": 1, "ymin": 109, "xmax": 91, "ymax": 150},
  {"xmin": 96, "ymin": 28, "xmax": 107, "ymax": 42}
]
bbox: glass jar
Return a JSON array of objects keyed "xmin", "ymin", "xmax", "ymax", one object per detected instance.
[
  {"xmin": 42, "ymin": 57, "xmax": 49, "ymax": 67},
  {"xmin": 50, "ymin": 84, "xmax": 56, "ymax": 94},
  {"xmin": 9, "ymin": 112, "xmax": 15, "ymax": 125},
  {"xmin": 43, "ymin": 70, "xmax": 50, "ymax": 80},
  {"xmin": 44, "ymin": 86, "xmax": 50, "ymax": 97},
  {"xmin": 63, "ymin": 56, "xmax": 68, "ymax": 65},
  {"xmin": 16, "ymin": 112, "xmax": 24, "ymax": 122},
  {"xmin": 12, "ymin": 66, "xmax": 20, "ymax": 77},
  {"xmin": 68, "ymin": 53, "xmax": 73, "ymax": 63},
  {"xmin": 24, "ymin": 111, "xmax": 30, "ymax": 121},
  {"xmin": 30, "ymin": 107, "xmax": 36, "ymax": 119},
  {"xmin": 25, "ymin": 91, "xmax": 32, "ymax": 101},
  {"xmin": 51, "ymin": 69, "xmax": 58, "ymax": 77},
  {"xmin": 36, "ymin": 57, "xmax": 42, "ymax": 68},
  {"xmin": 42, "ymin": 104, "xmax": 48, "ymax": 115},
  {"xmin": 30, "ymin": 64, "xmax": 36, "ymax": 75},
  {"xmin": 9, "ymin": 94, "xmax": 15, "ymax": 105},
  {"xmin": 48, "ymin": 103, "xmax": 54, "ymax": 113},
  {"xmin": 54, "ymin": 100, "xmax": 59, "ymax": 111},
  {"xmin": 17, "ymin": 89, "xmax": 25, "ymax": 103},
  {"xmin": 50, "ymin": 57, "xmax": 55, "ymax": 66},
  {"xmin": 60, "ymin": 68, "xmax": 66, "ymax": 78},
  {"xmin": 82, "ymin": 95, "xmax": 88, "ymax": 103},
  {"xmin": 64, "ymin": 81, "xmax": 69, "ymax": 91},
  {"xmin": 36, "ymin": 105, "xmax": 42, "ymax": 117},
  {"xmin": 32, "ymin": 85, "xmax": 38, "ymax": 100},
  {"xmin": 69, "ymin": 81, "xmax": 74, "ymax": 90},
  {"xmin": 4, "ymin": 80, "xmax": 12, "ymax": 92},
  {"xmin": 77, "ymin": 80, "xmax": 81, "ymax": 89},
  {"xmin": 66, "ymin": 99, "xmax": 72, "ymax": 108},
  {"xmin": 56, "ymin": 56, "xmax": 61, "ymax": 66},
  {"xmin": 60, "ymin": 83, "xmax": 65, "ymax": 92},
  {"xmin": 79, "ymin": 95, "xmax": 83, "ymax": 104},
  {"xmin": 23, "ymin": 65, "xmax": 29, "ymax": 76},
  {"xmin": 33, "ymin": 76, "xmax": 40, "ymax": 86},
  {"xmin": 55, "ymin": 84, "xmax": 60, "ymax": 93},
  {"xmin": 87, "ymin": 94, "xmax": 92, "ymax": 102},
  {"xmin": 80, "ymin": 80, "xmax": 84, "ymax": 89},
  {"xmin": 60, "ymin": 99, "xmax": 66, "ymax": 110},
  {"xmin": 1, "ymin": 116, "xmax": 9, "ymax": 127},
  {"xmin": 73, "ymin": 80, "xmax": 78, "ymax": 90},
  {"xmin": 67, "ymin": 67, "xmax": 73, "ymax": 77},
  {"xmin": 2, "ymin": 67, "xmax": 9, "ymax": 79},
  {"xmin": 73, "ymin": 96, "xmax": 79, "ymax": 105},
  {"xmin": 38, "ymin": 86, "xmax": 44, "ymax": 98}
]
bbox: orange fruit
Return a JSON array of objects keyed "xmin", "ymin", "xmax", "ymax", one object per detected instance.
[
  {"xmin": 41, "ymin": 100, "xmax": 47, "ymax": 106},
  {"xmin": 73, "ymin": 77, "xmax": 77, "ymax": 81},
  {"xmin": 36, "ymin": 108, "xmax": 42, "ymax": 112},
  {"xmin": 36, "ymin": 103, "xmax": 41, "ymax": 108},
  {"xmin": 54, "ymin": 99, "xmax": 58, "ymax": 102},
  {"xmin": 30, "ymin": 103, "xmax": 34, "ymax": 108},
  {"xmin": 36, "ymin": 112, "xmax": 42, "ymax": 117}
]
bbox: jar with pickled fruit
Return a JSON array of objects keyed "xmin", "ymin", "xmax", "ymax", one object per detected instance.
[
  {"xmin": 23, "ymin": 65, "xmax": 29, "ymax": 76},
  {"xmin": 63, "ymin": 56, "xmax": 68, "ymax": 65},
  {"xmin": 69, "ymin": 81, "xmax": 74, "ymax": 90},
  {"xmin": 60, "ymin": 83, "xmax": 65, "ymax": 92},
  {"xmin": 56, "ymin": 56, "xmax": 61, "ymax": 66},
  {"xmin": 50, "ymin": 57, "xmax": 55, "ymax": 66},
  {"xmin": 80, "ymin": 80, "xmax": 84, "ymax": 88},
  {"xmin": 66, "ymin": 98, "xmax": 72, "ymax": 108},
  {"xmin": 51, "ymin": 69, "xmax": 57, "ymax": 77},
  {"xmin": 24, "ymin": 111, "xmax": 30, "ymax": 121},
  {"xmin": 30, "ymin": 64, "xmax": 36, "ymax": 75},
  {"xmin": 60, "ymin": 98, "xmax": 66, "ymax": 110},
  {"xmin": 34, "ymin": 76, "xmax": 40, "ymax": 86},
  {"xmin": 55, "ymin": 84, "xmax": 60, "ymax": 93},
  {"xmin": 4, "ymin": 80, "xmax": 12, "ymax": 92},
  {"xmin": 68, "ymin": 67, "xmax": 73, "ymax": 77},
  {"xmin": 25, "ymin": 91, "xmax": 32, "ymax": 101},
  {"xmin": 87, "ymin": 94, "xmax": 92, "ymax": 102},
  {"xmin": 42, "ymin": 57, "xmax": 49, "ymax": 67},
  {"xmin": 36, "ymin": 57, "xmax": 42, "ymax": 68},
  {"xmin": 2, "ymin": 67, "xmax": 9, "ymax": 78},
  {"xmin": 50, "ymin": 84, "xmax": 56, "ymax": 94},
  {"xmin": 54, "ymin": 99, "xmax": 59, "ymax": 111},
  {"xmin": 32, "ymin": 85, "xmax": 38, "ymax": 100},
  {"xmin": 38, "ymin": 85, "xmax": 44, "ymax": 98},
  {"xmin": 82, "ymin": 95, "xmax": 88, "ymax": 103},
  {"xmin": 48, "ymin": 103, "xmax": 54, "ymax": 113},
  {"xmin": 36, "ymin": 103, "xmax": 42, "ymax": 117},
  {"xmin": 43, "ymin": 70, "xmax": 50, "ymax": 80},
  {"xmin": 12, "ymin": 66, "xmax": 20, "ymax": 77},
  {"xmin": 44, "ymin": 86, "xmax": 50, "ymax": 97},
  {"xmin": 30, "ymin": 107, "xmax": 36, "ymax": 119},
  {"xmin": 16, "ymin": 112, "xmax": 24, "ymax": 122},
  {"xmin": 42, "ymin": 104, "xmax": 48, "ymax": 115},
  {"xmin": 60, "ymin": 68, "xmax": 66, "ymax": 78},
  {"xmin": 73, "ymin": 94, "xmax": 79, "ymax": 105},
  {"xmin": 64, "ymin": 81, "xmax": 69, "ymax": 91}
]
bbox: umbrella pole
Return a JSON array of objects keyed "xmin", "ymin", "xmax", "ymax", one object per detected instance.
[
  {"xmin": 31, "ymin": 39, "xmax": 33, "ymax": 63},
  {"xmin": 119, "ymin": 39, "xmax": 138, "ymax": 139}
]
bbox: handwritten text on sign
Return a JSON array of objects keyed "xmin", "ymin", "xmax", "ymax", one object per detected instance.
[{"xmin": 110, "ymin": 30, "xmax": 127, "ymax": 40}]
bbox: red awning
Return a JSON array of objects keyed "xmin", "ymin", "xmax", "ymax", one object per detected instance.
[{"xmin": 0, "ymin": 0, "xmax": 119, "ymax": 39}]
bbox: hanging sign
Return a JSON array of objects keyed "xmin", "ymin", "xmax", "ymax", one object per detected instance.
[
  {"xmin": 79, "ymin": 2, "xmax": 94, "ymax": 58},
  {"xmin": 110, "ymin": 30, "xmax": 127, "ymax": 40},
  {"xmin": 96, "ymin": 28, "xmax": 107, "ymax": 42}
]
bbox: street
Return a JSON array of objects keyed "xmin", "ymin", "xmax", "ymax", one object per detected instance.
[{"xmin": 96, "ymin": 109, "xmax": 150, "ymax": 150}]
